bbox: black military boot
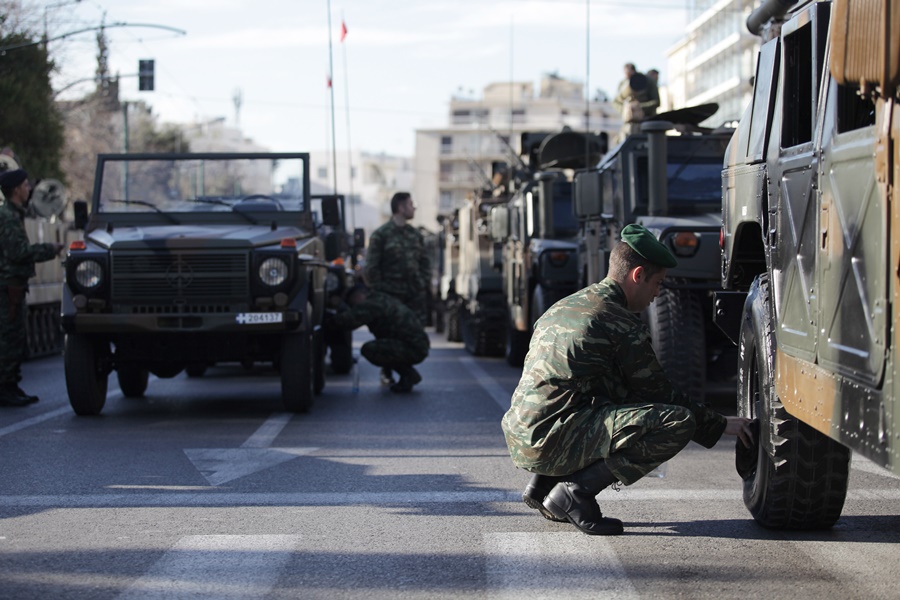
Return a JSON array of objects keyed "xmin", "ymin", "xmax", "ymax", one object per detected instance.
[
  {"xmin": 390, "ymin": 366, "xmax": 421, "ymax": 394},
  {"xmin": 522, "ymin": 473, "xmax": 566, "ymax": 522},
  {"xmin": 15, "ymin": 386, "xmax": 39, "ymax": 404},
  {"xmin": 380, "ymin": 368, "xmax": 396, "ymax": 386},
  {"xmin": 0, "ymin": 384, "xmax": 34, "ymax": 407},
  {"xmin": 543, "ymin": 461, "xmax": 624, "ymax": 535}
]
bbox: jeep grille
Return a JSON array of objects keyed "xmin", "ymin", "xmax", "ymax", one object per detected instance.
[{"xmin": 110, "ymin": 250, "xmax": 249, "ymax": 306}]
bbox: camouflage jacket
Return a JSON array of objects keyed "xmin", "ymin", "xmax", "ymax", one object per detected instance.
[
  {"xmin": 0, "ymin": 202, "xmax": 58, "ymax": 286},
  {"xmin": 364, "ymin": 220, "xmax": 429, "ymax": 300},
  {"xmin": 501, "ymin": 277, "xmax": 726, "ymax": 475},
  {"xmin": 331, "ymin": 291, "xmax": 430, "ymax": 356}
]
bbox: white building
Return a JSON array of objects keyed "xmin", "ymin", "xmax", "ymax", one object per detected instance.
[
  {"xmin": 414, "ymin": 74, "xmax": 619, "ymax": 229},
  {"xmin": 666, "ymin": 0, "xmax": 760, "ymax": 126}
]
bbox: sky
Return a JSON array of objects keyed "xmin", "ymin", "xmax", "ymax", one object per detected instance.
[{"xmin": 36, "ymin": 0, "xmax": 694, "ymax": 157}]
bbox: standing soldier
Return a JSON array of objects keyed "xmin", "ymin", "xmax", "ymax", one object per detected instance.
[
  {"xmin": 501, "ymin": 224, "xmax": 752, "ymax": 535},
  {"xmin": 0, "ymin": 169, "xmax": 64, "ymax": 407},
  {"xmin": 327, "ymin": 284, "xmax": 429, "ymax": 393},
  {"xmin": 364, "ymin": 191, "xmax": 430, "ymax": 385}
]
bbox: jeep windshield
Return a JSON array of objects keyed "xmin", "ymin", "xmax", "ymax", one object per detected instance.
[{"xmin": 93, "ymin": 153, "xmax": 309, "ymax": 217}]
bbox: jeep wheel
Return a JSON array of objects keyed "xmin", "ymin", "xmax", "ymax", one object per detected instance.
[
  {"xmin": 117, "ymin": 365, "xmax": 149, "ymax": 398},
  {"xmin": 644, "ymin": 286, "xmax": 705, "ymax": 403},
  {"xmin": 738, "ymin": 275, "xmax": 850, "ymax": 529},
  {"xmin": 328, "ymin": 331, "xmax": 354, "ymax": 375},
  {"xmin": 281, "ymin": 332, "xmax": 314, "ymax": 413},
  {"xmin": 313, "ymin": 329, "xmax": 326, "ymax": 395},
  {"xmin": 185, "ymin": 364, "xmax": 208, "ymax": 378},
  {"xmin": 64, "ymin": 334, "xmax": 110, "ymax": 416},
  {"xmin": 446, "ymin": 300, "xmax": 462, "ymax": 342}
]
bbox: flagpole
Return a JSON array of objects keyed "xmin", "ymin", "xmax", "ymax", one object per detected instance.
[
  {"xmin": 341, "ymin": 14, "xmax": 356, "ymax": 229},
  {"xmin": 326, "ymin": 0, "xmax": 338, "ymax": 196}
]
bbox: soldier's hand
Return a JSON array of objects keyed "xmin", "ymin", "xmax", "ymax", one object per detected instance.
[
  {"xmin": 53, "ymin": 243, "xmax": 66, "ymax": 256},
  {"xmin": 724, "ymin": 416, "xmax": 754, "ymax": 448}
]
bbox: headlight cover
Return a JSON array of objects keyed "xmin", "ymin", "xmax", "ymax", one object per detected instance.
[
  {"xmin": 259, "ymin": 257, "xmax": 289, "ymax": 286},
  {"xmin": 74, "ymin": 260, "xmax": 103, "ymax": 289}
]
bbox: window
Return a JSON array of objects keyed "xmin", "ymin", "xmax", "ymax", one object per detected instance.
[
  {"xmin": 835, "ymin": 83, "xmax": 875, "ymax": 133},
  {"xmin": 782, "ymin": 23, "xmax": 814, "ymax": 147},
  {"xmin": 440, "ymin": 136, "xmax": 453, "ymax": 155},
  {"xmin": 317, "ymin": 167, "xmax": 327, "ymax": 179}
]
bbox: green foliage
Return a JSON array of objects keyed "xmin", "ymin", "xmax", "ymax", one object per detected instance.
[{"xmin": 0, "ymin": 32, "xmax": 65, "ymax": 181}]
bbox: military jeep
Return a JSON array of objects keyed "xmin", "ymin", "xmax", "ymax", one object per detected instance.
[{"xmin": 62, "ymin": 152, "xmax": 337, "ymax": 416}]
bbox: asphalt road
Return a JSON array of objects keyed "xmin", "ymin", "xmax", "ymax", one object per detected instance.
[{"xmin": 1, "ymin": 330, "xmax": 898, "ymax": 599}]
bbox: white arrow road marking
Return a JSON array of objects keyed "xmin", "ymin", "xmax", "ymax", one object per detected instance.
[
  {"xmin": 485, "ymin": 532, "xmax": 638, "ymax": 599},
  {"xmin": 184, "ymin": 413, "xmax": 318, "ymax": 485},
  {"xmin": 116, "ymin": 535, "xmax": 300, "ymax": 600}
]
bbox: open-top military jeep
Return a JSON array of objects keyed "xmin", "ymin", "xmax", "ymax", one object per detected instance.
[{"xmin": 62, "ymin": 152, "xmax": 338, "ymax": 416}]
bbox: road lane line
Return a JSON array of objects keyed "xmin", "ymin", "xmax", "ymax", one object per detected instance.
[
  {"xmin": 116, "ymin": 534, "xmax": 299, "ymax": 600},
  {"xmin": 459, "ymin": 356, "xmax": 510, "ymax": 410},
  {"xmin": 240, "ymin": 413, "xmax": 293, "ymax": 448},
  {"xmin": 0, "ymin": 407, "xmax": 70, "ymax": 439},
  {"xmin": 3, "ymin": 488, "xmax": 898, "ymax": 508},
  {"xmin": 485, "ymin": 532, "xmax": 638, "ymax": 599}
]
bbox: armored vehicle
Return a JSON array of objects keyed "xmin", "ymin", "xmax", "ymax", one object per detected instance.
[
  {"xmin": 491, "ymin": 130, "xmax": 605, "ymax": 366},
  {"xmin": 573, "ymin": 114, "xmax": 734, "ymax": 403},
  {"xmin": 453, "ymin": 189, "xmax": 509, "ymax": 356},
  {"xmin": 716, "ymin": 0, "xmax": 899, "ymax": 528},
  {"xmin": 61, "ymin": 152, "xmax": 338, "ymax": 415}
]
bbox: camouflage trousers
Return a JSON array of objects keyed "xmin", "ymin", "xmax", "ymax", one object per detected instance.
[
  {"xmin": 598, "ymin": 403, "xmax": 696, "ymax": 486},
  {"xmin": 360, "ymin": 338, "xmax": 427, "ymax": 369},
  {"xmin": 379, "ymin": 289, "xmax": 427, "ymax": 327},
  {"xmin": 0, "ymin": 290, "xmax": 27, "ymax": 386}
]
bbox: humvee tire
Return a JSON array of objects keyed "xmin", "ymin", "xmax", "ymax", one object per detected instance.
[
  {"xmin": 117, "ymin": 365, "xmax": 149, "ymax": 398},
  {"xmin": 644, "ymin": 286, "xmax": 705, "ymax": 404},
  {"xmin": 65, "ymin": 334, "xmax": 109, "ymax": 416},
  {"xmin": 446, "ymin": 301, "xmax": 462, "ymax": 342},
  {"xmin": 738, "ymin": 276, "xmax": 850, "ymax": 529},
  {"xmin": 281, "ymin": 331, "xmax": 315, "ymax": 413}
]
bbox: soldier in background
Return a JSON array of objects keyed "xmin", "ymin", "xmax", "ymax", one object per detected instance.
[
  {"xmin": 0, "ymin": 169, "xmax": 65, "ymax": 407},
  {"xmin": 364, "ymin": 191, "xmax": 430, "ymax": 385},
  {"xmin": 612, "ymin": 63, "xmax": 660, "ymax": 142},
  {"xmin": 327, "ymin": 284, "xmax": 429, "ymax": 393},
  {"xmin": 501, "ymin": 224, "xmax": 752, "ymax": 535}
]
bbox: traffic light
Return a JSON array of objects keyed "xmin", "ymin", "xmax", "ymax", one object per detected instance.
[{"xmin": 138, "ymin": 59, "xmax": 155, "ymax": 91}]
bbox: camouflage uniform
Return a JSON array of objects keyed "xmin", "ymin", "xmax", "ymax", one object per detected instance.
[
  {"xmin": 0, "ymin": 201, "xmax": 59, "ymax": 387},
  {"xmin": 364, "ymin": 220, "xmax": 430, "ymax": 325},
  {"xmin": 330, "ymin": 291, "xmax": 430, "ymax": 369},
  {"xmin": 501, "ymin": 277, "xmax": 726, "ymax": 485}
]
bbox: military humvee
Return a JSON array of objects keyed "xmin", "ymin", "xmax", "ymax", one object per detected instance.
[
  {"xmin": 490, "ymin": 130, "xmax": 605, "ymax": 366},
  {"xmin": 573, "ymin": 115, "xmax": 735, "ymax": 403},
  {"xmin": 62, "ymin": 152, "xmax": 340, "ymax": 416},
  {"xmin": 716, "ymin": 0, "xmax": 899, "ymax": 528}
]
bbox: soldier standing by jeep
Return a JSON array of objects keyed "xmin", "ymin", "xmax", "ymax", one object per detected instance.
[
  {"xmin": 0, "ymin": 169, "xmax": 64, "ymax": 406},
  {"xmin": 502, "ymin": 225, "xmax": 751, "ymax": 535},
  {"xmin": 364, "ymin": 192, "xmax": 430, "ymax": 384}
]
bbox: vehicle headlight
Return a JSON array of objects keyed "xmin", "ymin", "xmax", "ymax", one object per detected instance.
[
  {"xmin": 259, "ymin": 257, "xmax": 288, "ymax": 286},
  {"xmin": 75, "ymin": 260, "xmax": 103, "ymax": 289},
  {"xmin": 325, "ymin": 271, "xmax": 340, "ymax": 293}
]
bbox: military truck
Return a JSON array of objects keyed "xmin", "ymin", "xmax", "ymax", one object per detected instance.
[
  {"xmin": 490, "ymin": 130, "xmax": 605, "ymax": 366},
  {"xmin": 61, "ymin": 152, "xmax": 338, "ymax": 415},
  {"xmin": 573, "ymin": 114, "xmax": 735, "ymax": 403},
  {"xmin": 716, "ymin": 0, "xmax": 898, "ymax": 528},
  {"xmin": 452, "ymin": 189, "xmax": 509, "ymax": 356}
]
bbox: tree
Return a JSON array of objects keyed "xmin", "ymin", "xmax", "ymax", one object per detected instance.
[{"xmin": 0, "ymin": 27, "xmax": 66, "ymax": 181}]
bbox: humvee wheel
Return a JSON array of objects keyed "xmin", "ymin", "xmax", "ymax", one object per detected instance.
[
  {"xmin": 185, "ymin": 364, "xmax": 208, "ymax": 378},
  {"xmin": 117, "ymin": 365, "xmax": 149, "ymax": 398},
  {"xmin": 328, "ymin": 331, "xmax": 354, "ymax": 375},
  {"xmin": 644, "ymin": 287, "xmax": 705, "ymax": 403},
  {"xmin": 313, "ymin": 329, "xmax": 326, "ymax": 395},
  {"xmin": 738, "ymin": 275, "xmax": 850, "ymax": 529},
  {"xmin": 281, "ymin": 331, "xmax": 314, "ymax": 413},
  {"xmin": 64, "ymin": 334, "xmax": 110, "ymax": 416},
  {"xmin": 446, "ymin": 301, "xmax": 462, "ymax": 342}
]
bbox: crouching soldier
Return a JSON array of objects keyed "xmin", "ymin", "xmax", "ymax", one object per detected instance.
[{"xmin": 326, "ymin": 284, "xmax": 429, "ymax": 393}]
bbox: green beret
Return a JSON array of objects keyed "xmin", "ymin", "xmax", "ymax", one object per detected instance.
[{"xmin": 620, "ymin": 223, "xmax": 677, "ymax": 268}]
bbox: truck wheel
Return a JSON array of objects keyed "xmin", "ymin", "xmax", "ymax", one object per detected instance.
[
  {"xmin": 314, "ymin": 330, "xmax": 326, "ymax": 395},
  {"xmin": 117, "ymin": 365, "xmax": 149, "ymax": 398},
  {"xmin": 185, "ymin": 364, "xmax": 208, "ymax": 378},
  {"xmin": 281, "ymin": 331, "xmax": 314, "ymax": 413},
  {"xmin": 505, "ymin": 320, "xmax": 530, "ymax": 367},
  {"xmin": 64, "ymin": 334, "xmax": 109, "ymax": 416},
  {"xmin": 446, "ymin": 300, "xmax": 462, "ymax": 342},
  {"xmin": 434, "ymin": 302, "xmax": 445, "ymax": 334},
  {"xmin": 738, "ymin": 275, "xmax": 850, "ymax": 529},
  {"xmin": 328, "ymin": 331, "xmax": 354, "ymax": 375},
  {"xmin": 644, "ymin": 287, "xmax": 706, "ymax": 403}
]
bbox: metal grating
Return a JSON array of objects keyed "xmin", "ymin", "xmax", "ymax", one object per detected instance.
[{"xmin": 111, "ymin": 250, "xmax": 249, "ymax": 303}]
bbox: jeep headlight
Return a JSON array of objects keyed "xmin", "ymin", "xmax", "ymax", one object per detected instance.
[
  {"xmin": 259, "ymin": 257, "xmax": 288, "ymax": 286},
  {"xmin": 74, "ymin": 260, "xmax": 103, "ymax": 289}
]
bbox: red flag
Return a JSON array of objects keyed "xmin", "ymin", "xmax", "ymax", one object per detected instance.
[
  {"xmin": 340, "ymin": 20, "xmax": 348, "ymax": 42},
  {"xmin": 326, "ymin": 75, "xmax": 332, "ymax": 88}
]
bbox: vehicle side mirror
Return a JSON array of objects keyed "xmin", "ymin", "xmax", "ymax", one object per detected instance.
[
  {"xmin": 490, "ymin": 206, "xmax": 509, "ymax": 241},
  {"xmin": 73, "ymin": 200, "xmax": 89, "ymax": 230},
  {"xmin": 321, "ymin": 196, "xmax": 342, "ymax": 227},
  {"xmin": 574, "ymin": 171, "xmax": 602, "ymax": 217}
]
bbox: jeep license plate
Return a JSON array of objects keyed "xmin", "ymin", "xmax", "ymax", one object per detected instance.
[{"xmin": 236, "ymin": 313, "xmax": 283, "ymax": 325}]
